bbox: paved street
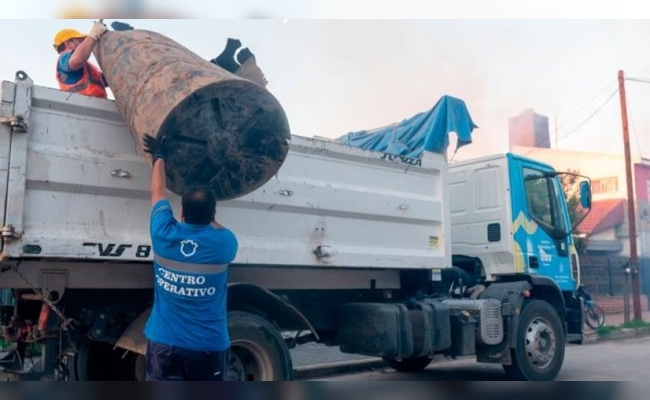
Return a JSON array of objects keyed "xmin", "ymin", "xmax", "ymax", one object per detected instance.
[
  {"xmin": 292, "ymin": 342, "xmax": 376, "ymax": 368},
  {"xmin": 291, "ymin": 311, "xmax": 650, "ymax": 380},
  {"xmin": 303, "ymin": 335, "xmax": 650, "ymax": 381}
]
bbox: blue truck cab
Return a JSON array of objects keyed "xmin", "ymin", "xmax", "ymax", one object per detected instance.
[{"xmin": 449, "ymin": 152, "xmax": 591, "ymax": 341}]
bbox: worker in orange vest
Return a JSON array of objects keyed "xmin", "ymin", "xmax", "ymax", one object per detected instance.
[{"xmin": 53, "ymin": 21, "xmax": 109, "ymax": 99}]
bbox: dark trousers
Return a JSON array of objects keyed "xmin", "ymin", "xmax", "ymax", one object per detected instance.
[{"xmin": 146, "ymin": 340, "xmax": 230, "ymax": 381}]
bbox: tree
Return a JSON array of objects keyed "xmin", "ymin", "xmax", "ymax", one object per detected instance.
[{"xmin": 559, "ymin": 168, "xmax": 589, "ymax": 253}]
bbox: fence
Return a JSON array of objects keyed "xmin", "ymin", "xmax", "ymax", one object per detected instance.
[
  {"xmin": 580, "ymin": 255, "xmax": 650, "ymax": 311},
  {"xmin": 579, "ymin": 255, "xmax": 632, "ymax": 297}
]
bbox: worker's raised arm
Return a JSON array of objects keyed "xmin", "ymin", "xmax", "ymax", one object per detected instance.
[
  {"xmin": 68, "ymin": 22, "xmax": 107, "ymax": 71},
  {"xmin": 143, "ymin": 134, "xmax": 168, "ymax": 205},
  {"xmin": 150, "ymin": 158, "xmax": 167, "ymax": 205}
]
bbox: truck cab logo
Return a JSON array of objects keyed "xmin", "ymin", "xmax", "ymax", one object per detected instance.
[
  {"xmin": 180, "ymin": 239, "xmax": 198, "ymax": 257},
  {"xmin": 539, "ymin": 246, "xmax": 552, "ymax": 263},
  {"xmin": 83, "ymin": 242, "xmax": 132, "ymax": 257},
  {"xmin": 381, "ymin": 153, "xmax": 422, "ymax": 167}
]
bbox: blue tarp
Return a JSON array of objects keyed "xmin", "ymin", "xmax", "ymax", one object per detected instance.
[{"xmin": 337, "ymin": 95, "xmax": 478, "ymax": 158}]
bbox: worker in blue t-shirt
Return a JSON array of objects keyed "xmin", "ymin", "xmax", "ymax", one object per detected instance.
[{"xmin": 142, "ymin": 134, "xmax": 238, "ymax": 381}]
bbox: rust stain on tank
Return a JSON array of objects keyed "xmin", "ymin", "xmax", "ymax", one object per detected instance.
[{"xmin": 94, "ymin": 30, "xmax": 290, "ymax": 200}]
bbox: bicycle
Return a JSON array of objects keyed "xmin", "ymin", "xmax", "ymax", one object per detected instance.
[
  {"xmin": 577, "ymin": 285, "xmax": 606, "ymax": 329},
  {"xmin": 584, "ymin": 298, "xmax": 606, "ymax": 329}
]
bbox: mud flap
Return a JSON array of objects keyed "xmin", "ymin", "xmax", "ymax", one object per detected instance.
[{"xmin": 114, "ymin": 308, "xmax": 150, "ymax": 355}]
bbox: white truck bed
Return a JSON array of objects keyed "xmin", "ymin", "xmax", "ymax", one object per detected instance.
[{"xmin": 1, "ymin": 76, "xmax": 451, "ymax": 271}]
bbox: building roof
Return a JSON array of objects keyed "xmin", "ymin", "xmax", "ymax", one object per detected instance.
[{"xmin": 577, "ymin": 198, "xmax": 626, "ymax": 235}]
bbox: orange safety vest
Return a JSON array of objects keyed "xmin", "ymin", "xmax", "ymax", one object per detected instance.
[{"xmin": 56, "ymin": 57, "xmax": 107, "ymax": 99}]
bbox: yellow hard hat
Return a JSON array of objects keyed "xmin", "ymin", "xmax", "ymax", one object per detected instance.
[{"xmin": 53, "ymin": 28, "xmax": 86, "ymax": 48}]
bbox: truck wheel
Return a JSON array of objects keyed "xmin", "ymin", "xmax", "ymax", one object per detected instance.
[
  {"xmin": 70, "ymin": 342, "xmax": 140, "ymax": 381},
  {"xmin": 503, "ymin": 299, "xmax": 565, "ymax": 381},
  {"xmin": 228, "ymin": 311, "xmax": 293, "ymax": 381},
  {"xmin": 383, "ymin": 356, "xmax": 433, "ymax": 372}
]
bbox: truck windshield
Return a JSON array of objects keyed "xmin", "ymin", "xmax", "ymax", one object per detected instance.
[{"xmin": 523, "ymin": 168, "xmax": 568, "ymax": 239}]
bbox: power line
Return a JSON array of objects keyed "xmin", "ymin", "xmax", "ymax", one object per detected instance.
[
  {"xmin": 520, "ymin": 74, "xmax": 648, "ymax": 158},
  {"xmin": 632, "ymin": 121, "xmax": 644, "ymax": 159},
  {"xmin": 556, "ymin": 78, "xmax": 617, "ymax": 133},
  {"xmin": 626, "ymin": 89, "xmax": 646, "ymax": 159},
  {"xmin": 624, "ymin": 75, "xmax": 649, "ymax": 158},
  {"xmin": 556, "ymin": 87, "xmax": 619, "ymax": 142},
  {"xmin": 625, "ymin": 76, "xmax": 650, "ymax": 85},
  {"xmin": 520, "ymin": 84, "xmax": 616, "ymax": 156}
]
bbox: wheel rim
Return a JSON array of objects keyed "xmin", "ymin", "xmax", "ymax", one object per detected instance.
[
  {"xmin": 229, "ymin": 339, "xmax": 274, "ymax": 381},
  {"xmin": 524, "ymin": 316, "xmax": 557, "ymax": 370}
]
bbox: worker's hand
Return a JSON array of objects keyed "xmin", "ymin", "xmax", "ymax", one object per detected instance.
[
  {"xmin": 143, "ymin": 134, "xmax": 167, "ymax": 164},
  {"xmin": 88, "ymin": 21, "xmax": 108, "ymax": 42}
]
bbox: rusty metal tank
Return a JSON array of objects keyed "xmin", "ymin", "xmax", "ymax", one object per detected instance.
[{"xmin": 93, "ymin": 29, "xmax": 290, "ymax": 200}]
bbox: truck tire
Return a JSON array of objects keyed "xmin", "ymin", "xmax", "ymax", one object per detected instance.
[
  {"xmin": 383, "ymin": 356, "xmax": 433, "ymax": 372},
  {"xmin": 70, "ymin": 342, "xmax": 140, "ymax": 381},
  {"xmin": 503, "ymin": 299, "xmax": 565, "ymax": 381},
  {"xmin": 228, "ymin": 311, "xmax": 293, "ymax": 381}
]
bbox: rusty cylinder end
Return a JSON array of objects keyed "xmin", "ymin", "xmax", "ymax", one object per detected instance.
[
  {"xmin": 93, "ymin": 29, "xmax": 290, "ymax": 200},
  {"xmin": 159, "ymin": 81, "xmax": 290, "ymax": 200}
]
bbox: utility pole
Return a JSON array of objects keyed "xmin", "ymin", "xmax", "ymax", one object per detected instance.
[{"xmin": 617, "ymin": 70, "xmax": 643, "ymax": 321}]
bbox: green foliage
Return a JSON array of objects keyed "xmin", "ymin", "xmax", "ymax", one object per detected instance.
[
  {"xmin": 596, "ymin": 318, "xmax": 650, "ymax": 339},
  {"xmin": 559, "ymin": 169, "xmax": 584, "ymax": 226},
  {"xmin": 596, "ymin": 325, "xmax": 620, "ymax": 337},
  {"xmin": 558, "ymin": 169, "xmax": 590, "ymax": 252},
  {"xmin": 621, "ymin": 319, "xmax": 650, "ymax": 329}
]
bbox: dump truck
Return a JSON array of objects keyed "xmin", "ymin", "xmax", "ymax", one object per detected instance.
[{"xmin": 0, "ymin": 29, "xmax": 590, "ymax": 381}]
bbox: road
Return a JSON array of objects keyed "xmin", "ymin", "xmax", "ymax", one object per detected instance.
[{"xmin": 300, "ymin": 336, "xmax": 650, "ymax": 381}]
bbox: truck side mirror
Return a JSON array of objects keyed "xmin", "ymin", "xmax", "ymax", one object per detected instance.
[{"xmin": 579, "ymin": 181, "xmax": 592, "ymax": 209}]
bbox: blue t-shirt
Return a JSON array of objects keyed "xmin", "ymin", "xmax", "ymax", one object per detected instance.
[
  {"xmin": 144, "ymin": 199, "xmax": 238, "ymax": 351},
  {"xmin": 57, "ymin": 51, "xmax": 107, "ymax": 86},
  {"xmin": 57, "ymin": 52, "xmax": 83, "ymax": 85}
]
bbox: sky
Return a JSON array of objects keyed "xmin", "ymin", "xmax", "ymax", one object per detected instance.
[{"xmin": 1, "ymin": 11, "xmax": 650, "ymax": 162}]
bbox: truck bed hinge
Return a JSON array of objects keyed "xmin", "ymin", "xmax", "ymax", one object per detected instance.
[
  {"xmin": 0, "ymin": 116, "xmax": 27, "ymax": 133},
  {"xmin": 1, "ymin": 225, "xmax": 22, "ymax": 241}
]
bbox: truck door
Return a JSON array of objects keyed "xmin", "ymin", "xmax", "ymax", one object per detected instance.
[
  {"xmin": 510, "ymin": 156, "xmax": 576, "ymax": 291},
  {"xmin": 0, "ymin": 74, "xmax": 31, "ymax": 257},
  {"xmin": 0, "ymin": 81, "xmax": 15, "ymax": 255}
]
